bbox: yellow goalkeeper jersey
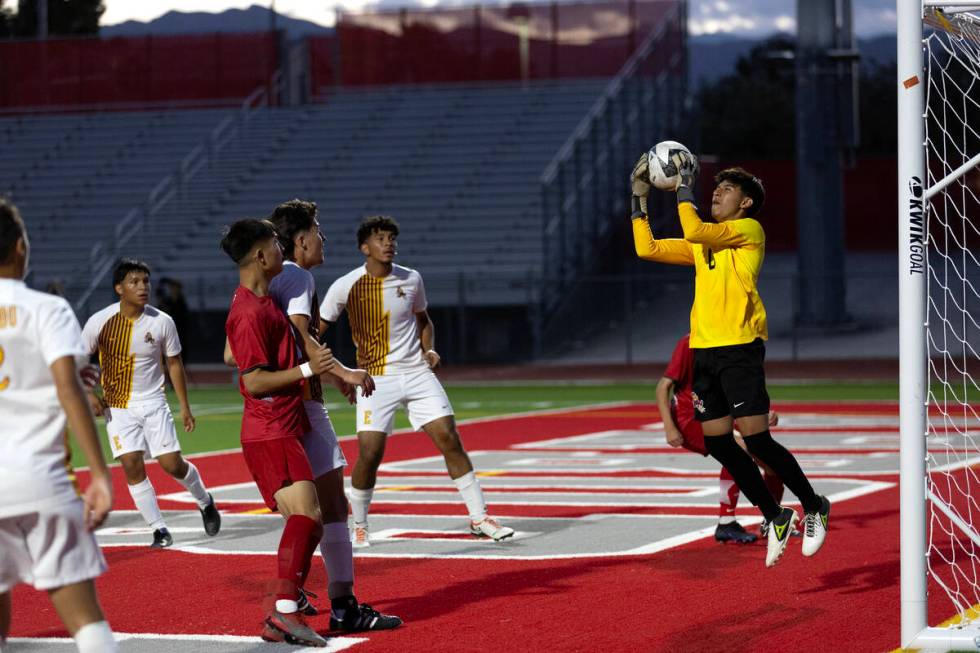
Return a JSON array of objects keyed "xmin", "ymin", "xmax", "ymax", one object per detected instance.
[{"xmin": 632, "ymin": 201, "xmax": 768, "ymax": 349}]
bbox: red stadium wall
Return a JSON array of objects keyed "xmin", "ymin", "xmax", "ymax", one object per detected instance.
[
  {"xmin": 309, "ymin": 0, "xmax": 683, "ymax": 89},
  {"xmin": 0, "ymin": 32, "xmax": 279, "ymax": 110},
  {"xmin": 699, "ymin": 158, "xmax": 899, "ymax": 251}
]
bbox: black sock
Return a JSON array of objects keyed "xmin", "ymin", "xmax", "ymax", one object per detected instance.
[
  {"xmin": 742, "ymin": 430, "xmax": 821, "ymax": 513},
  {"xmin": 704, "ymin": 432, "xmax": 781, "ymax": 522},
  {"xmin": 331, "ymin": 595, "xmax": 357, "ymax": 618}
]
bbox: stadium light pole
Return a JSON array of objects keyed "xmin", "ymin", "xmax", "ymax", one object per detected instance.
[{"xmin": 897, "ymin": 0, "xmax": 927, "ymax": 647}]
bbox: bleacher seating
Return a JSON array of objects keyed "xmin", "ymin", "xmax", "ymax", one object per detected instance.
[
  {"xmin": 0, "ymin": 109, "xmax": 228, "ymax": 294},
  {"xmin": 1, "ymin": 80, "xmax": 607, "ymax": 312}
]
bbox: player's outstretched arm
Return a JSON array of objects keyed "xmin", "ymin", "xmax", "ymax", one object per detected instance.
[
  {"xmin": 166, "ymin": 355, "xmax": 195, "ymax": 433},
  {"xmin": 676, "ymin": 202, "xmax": 762, "ymax": 249},
  {"xmin": 240, "ymin": 345, "xmax": 334, "ymax": 397},
  {"xmin": 415, "ymin": 311, "xmax": 441, "ymax": 369},
  {"xmin": 285, "ymin": 313, "xmax": 371, "ymax": 397},
  {"xmin": 655, "ymin": 377, "xmax": 685, "ymax": 448},
  {"xmin": 51, "ymin": 356, "xmax": 112, "ymax": 530},
  {"xmin": 631, "ymin": 216, "xmax": 695, "ymax": 266}
]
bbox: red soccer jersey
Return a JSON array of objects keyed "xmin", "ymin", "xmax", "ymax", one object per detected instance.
[
  {"xmin": 664, "ymin": 334, "xmax": 696, "ymax": 427},
  {"xmin": 225, "ymin": 286, "xmax": 310, "ymax": 442}
]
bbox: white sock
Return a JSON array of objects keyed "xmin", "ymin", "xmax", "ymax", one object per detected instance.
[
  {"xmin": 128, "ymin": 478, "xmax": 166, "ymax": 531},
  {"xmin": 74, "ymin": 621, "xmax": 118, "ymax": 653},
  {"xmin": 453, "ymin": 471, "xmax": 488, "ymax": 522},
  {"xmin": 320, "ymin": 522, "xmax": 355, "ymax": 599},
  {"xmin": 349, "ymin": 487, "xmax": 373, "ymax": 525},
  {"xmin": 276, "ymin": 599, "xmax": 299, "ymax": 614},
  {"xmin": 177, "ymin": 461, "xmax": 210, "ymax": 509}
]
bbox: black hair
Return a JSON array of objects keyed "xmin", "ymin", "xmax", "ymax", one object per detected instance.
[
  {"xmin": 357, "ymin": 215, "xmax": 399, "ymax": 246},
  {"xmin": 112, "ymin": 258, "xmax": 151, "ymax": 286},
  {"xmin": 0, "ymin": 199, "xmax": 25, "ymax": 266},
  {"xmin": 270, "ymin": 199, "xmax": 318, "ymax": 260},
  {"xmin": 220, "ymin": 219, "xmax": 277, "ymax": 266},
  {"xmin": 714, "ymin": 167, "xmax": 766, "ymax": 217}
]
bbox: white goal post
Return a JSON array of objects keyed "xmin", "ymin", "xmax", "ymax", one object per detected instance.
[{"xmin": 900, "ymin": 1, "xmax": 980, "ymax": 650}]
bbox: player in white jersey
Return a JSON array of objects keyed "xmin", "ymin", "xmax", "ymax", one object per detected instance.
[
  {"xmin": 262, "ymin": 199, "xmax": 401, "ymax": 631},
  {"xmin": 321, "ymin": 215, "xmax": 514, "ymax": 545},
  {"xmin": 0, "ymin": 201, "xmax": 118, "ymax": 653},
  {"xmin": 82, "ymin": 259, "xmax": 220, "ymax": 548}
]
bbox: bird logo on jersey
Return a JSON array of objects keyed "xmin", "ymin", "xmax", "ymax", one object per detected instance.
[
  {"xmin": 691, "ymin": 391, "xmax": 706, "ymax": 414},
  {"xmin": 144, "ymin": 332, "xmax": 155, "ymax": 345},
  {"xmin": 396, "ymin": 287, "xmax": 406, "ymax": 299}
]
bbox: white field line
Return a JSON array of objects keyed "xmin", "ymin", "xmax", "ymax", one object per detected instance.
[
  {"xmin": 9, "ymin": 633, "xmax": 366, "ymax": 651},
  {"xmin": 97, "ymin": 481, "xmax": 894, "ymax": 561},
  {"xmin": 75, "ymin": 399, "xmax": 639, "ymax": 472}
]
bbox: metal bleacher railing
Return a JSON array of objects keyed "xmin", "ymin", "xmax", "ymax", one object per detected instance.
[
  {"xmin": 72, "ymin": 72, "xmax": 285, "ymax": 318},
  {"xmin": 536, "ymin": 0, "xmax": 687, "ymax": 354}
]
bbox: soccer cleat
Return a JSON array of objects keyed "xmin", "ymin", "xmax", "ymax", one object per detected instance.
[
  {"xmin": 297, "ymin": 588, "xmax": 319, "ymax": 617},
  {"xmin": 714, "ymin": 521, "xmax": 758, "ymax": 544},
  {"xmin": 200, "ymin": 493, "xmax": 221, "ymax": 536},
  {"xmin": 264, "ymin": 610, "xmax": 328, "ymax": 647},
  {"xmin": 801, "ymin": 495, "xmax": 831, "ymax": 557},
  {"xmin": 760, "ymin": 521, "xmax": 801, "ymax": 539},
  {"xmin": 329, "ymin": 600, "xmax": 403, "ymax": 632},
  {"xmin": 470, "ymin": 516, "xmax": 515, "ymax": 541},
  {"xmin": 150, "ymin": 527, "xmax": 173, "ymax": 549},
  {"xmin": 765, "ymin": 507, "xmax": 798, "ymax": 568},
  {"xmin": 351, "ymin": 522, "xmax": 370, "ymax": 548}
]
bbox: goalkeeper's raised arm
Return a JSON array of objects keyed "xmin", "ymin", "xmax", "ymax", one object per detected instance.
[{"xmin": 629, "ymin": 153, "xmax": 694, "ymax": 266}]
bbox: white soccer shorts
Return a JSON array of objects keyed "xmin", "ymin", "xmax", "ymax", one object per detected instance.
[
  {"xmin": 302, "ymin": 401, "xmax": 347, "ymax": 477},
  {"xmin": 356, "ymin": 368, "xmax": 454, "ymax": 435},
  {"xmin": 104, "ymin": 399, "xmax": 181, "ymax": 459},
  {"xmin": 0, "ymin": 500, "xmax": 107, "ymax": 593}
]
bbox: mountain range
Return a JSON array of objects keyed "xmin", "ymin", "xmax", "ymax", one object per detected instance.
[{"xmin": 101, "ymin": 4, "xmax": 897, "ymax": 86}]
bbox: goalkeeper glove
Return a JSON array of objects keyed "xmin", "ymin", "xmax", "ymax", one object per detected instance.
[
  {"xmin": 670, "ymin": 150, "xmax": 699, "ymax": 205},
  {"xmin": 630, "ymin": 193, "xmax": 648, "ymax": 219},
  {"xmin": 630, "ymin": 153, "xmax": 650, "ymax": 218}
]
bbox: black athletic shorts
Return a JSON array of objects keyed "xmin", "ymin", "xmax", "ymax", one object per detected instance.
[{"xmin": 691, "ymin": 338, "xmax": 770, "ymax": 422}]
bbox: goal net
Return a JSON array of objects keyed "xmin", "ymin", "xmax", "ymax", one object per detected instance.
[{"xmin": 902, "ymin": 3, "xmax": 980, "ymax": 649}]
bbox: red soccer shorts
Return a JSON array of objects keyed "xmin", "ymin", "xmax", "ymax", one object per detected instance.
[
  {"xmin": 678, "ymin": 418, "xmax": 708, "ymax": 456},
  {"xmin": 242, "ymin": 437, "xmax": 315, "ymax": 511}
]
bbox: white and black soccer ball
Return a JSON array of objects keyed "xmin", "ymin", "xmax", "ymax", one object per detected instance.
[{"xmin": 647, "ymin": 140, "xmax": 696, "ymax": 190}]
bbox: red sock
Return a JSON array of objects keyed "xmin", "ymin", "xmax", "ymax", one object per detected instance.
[
  {"xmin": 718, "ymin": 467, "xmax": 739, "ymax": 519},
  {"xmin": 763, "ymin": 471, "xmax": 785, "ymax": 505},
  {"xmin": 277, "ymin": 515, "xmax": 323, "ymax": 601}
]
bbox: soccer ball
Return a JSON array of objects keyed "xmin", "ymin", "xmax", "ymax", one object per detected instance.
[{"xmin": 647, "ymin": 140, "xmax": 696, "ymax": 191}]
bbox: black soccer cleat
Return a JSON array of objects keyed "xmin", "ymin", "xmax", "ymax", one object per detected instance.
[
  {"xmin": 200, "ymin": 493, "xmax": 221, "ymax": 536},
  {"xmin": 150, "ymin": 527, "xmax": 173, "ymax": 549},
  {"xmin": 714, "ymin": 521, "xmax": 758, "ymax": 544},
  {"xmin": 297, "ymin": 588, "xmax": 319, "ymax": 617},
  {"xmin": 329, "ymin": 597, "xmax": 403, "ymax": 632}
]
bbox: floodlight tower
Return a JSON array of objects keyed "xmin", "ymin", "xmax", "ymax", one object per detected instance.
[{"xmin": 795, "ymin": 0, "xmax": 859, "ymax": 326}]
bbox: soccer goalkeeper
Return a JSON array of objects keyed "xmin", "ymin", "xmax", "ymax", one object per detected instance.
[{"xmin": 630, "ymin": 153, "xmax": 830, "ymax": 567}]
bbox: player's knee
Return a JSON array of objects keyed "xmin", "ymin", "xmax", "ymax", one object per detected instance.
[
  {"xmin": 320, "ymin": 494, "xmax": 347, "ymax": 522},
  {"xmin": 358, "ymin": 443, "xmax": 385, "ymax": 468},
  {"xmin": 742, "ymin": 429, "xmax": 775, "ymax": 455},
  {"xmin": 426, "ymin": 423, "xmax": 459, "ymax": 448},
  {"xmin": 159, "ymin": 455, "xmax": 187, "ymax": 478},
  {"xmin": 119, "ymin": 457, "xmax": 146, "ymax": 484}
]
